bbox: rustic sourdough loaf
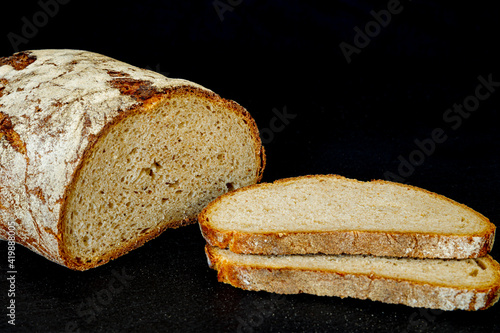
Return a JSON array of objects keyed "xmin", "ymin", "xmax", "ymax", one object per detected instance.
[
  {"xmin": 0, "ymin": 49, "xmax": 265, "ymax": 270},
  {"xmin": 199, "ymin": 175, "xmax": 495, "ymax": 258},
  {"xmin": 205, "ymin": 245, "xmax": 500, "ymax": 310}
]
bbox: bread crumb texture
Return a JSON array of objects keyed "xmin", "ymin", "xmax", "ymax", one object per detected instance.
[
  {"xmin": 199, "ymin": 175, "xmax": 495, "ymax": 258},
  {"xmin": 206, "ymin": 175, "xmax": 490, "ymax": 234}
]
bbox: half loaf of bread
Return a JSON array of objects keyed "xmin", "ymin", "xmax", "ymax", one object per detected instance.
[
  {"xmin": 199, "ymin": 175, "xmax": 495, "ymax": 258},
  {"xmin": 205, "ymin": 245, "xmax": 500, "ymax": 310},
  {"xmin": 0, "ymin": 49, "xmax": 265, "ymax": 270}
]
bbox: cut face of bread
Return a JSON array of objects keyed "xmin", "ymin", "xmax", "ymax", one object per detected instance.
[
  {"xmin": 199, "ymin": 175, "xmax": 495, "ymax": 258},
  {"xmin": 63, "ymin": 91, "xmax": 263, "ymax": 267},
  {"xmin": 206, "ymin": 245, "xmax": 500, "ymax": 310},
  {"xmin": 0, "ymin": 50, "xmax": 264, "ymax": 270}
]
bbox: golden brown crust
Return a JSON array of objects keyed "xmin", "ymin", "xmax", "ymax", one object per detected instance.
[
  {"xmin": 0, "ymin": 51, "xmax": 37, "ymax": 70},
  {"xmin": 202, "ymin": 227, "xmax": 495, "ymax": 258},
  {"xmin": 199, "ymin": 174, "xmax": 496, "ymax": 259},
  {"xmin": 0, "ymin": 111, "xmax": 27, "ymax": 154},
  {"xmin": 205, "ymin": 245, "xmax": 500, "ymax": 310}
]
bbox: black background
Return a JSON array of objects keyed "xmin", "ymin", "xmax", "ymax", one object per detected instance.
[{"xmin": 1, "ymin": 1, "xmax": 500, "ymax": 332}]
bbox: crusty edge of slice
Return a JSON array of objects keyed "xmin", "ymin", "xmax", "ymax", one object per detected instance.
[
  {"xmin": 205, "ymin": 245, "xmax": 500, "ymax": 311},
  {"xmin": 198, "ymin": 175, "xmax": 496, "ymax": 259}
]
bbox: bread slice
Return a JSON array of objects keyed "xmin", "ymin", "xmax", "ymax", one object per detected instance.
[
  {"xmin": 0, "ymin": 50, "xmax": 265, "ymax": 270},
  {"xmin": 205, "ymin": 245, "xmax": 500, "ymax": 310},
  {"xmin": 199, "ymin": 175, "xmax": 495, "ymax": 258}
]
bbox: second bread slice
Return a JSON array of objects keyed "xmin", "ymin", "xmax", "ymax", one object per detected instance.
[
  {"xmin": 205, "ymin": 245, "xmax": 500, "ymax": 310},
  {"xmin": 199, "ymin": 175, "xmax": 495, "ymax": 259}
]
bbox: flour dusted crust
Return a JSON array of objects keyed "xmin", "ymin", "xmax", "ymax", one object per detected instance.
[
  {"xmin": 199, "ymin": 175, "xmax": 496, "ymax": 259},
  {"xmin": 205, "ymin": 245, "xmax": 500, "ymax": 311},
  {"xmin": 0, "ymin": 49, "xmax": 265, "ymax": 269}
]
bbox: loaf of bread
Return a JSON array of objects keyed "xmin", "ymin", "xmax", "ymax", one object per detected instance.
[
  {"xmin": 0, "ymin": 49, "xmax": 265, "ymax": 270},
  {"xmin": 199, "ymin": 175, "xmax": 495, "ymax": 258},
  {"xmin": 205, "ymin": 245, "xmax": 500, "ymax": 310}
]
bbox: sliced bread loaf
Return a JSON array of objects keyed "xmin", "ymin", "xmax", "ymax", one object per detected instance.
[
  {"xmin": 199, "ymin": 175, "xmax": 495, "ymax": 258},
  {"xmin": 0, "ymin": 50, "xmax": 265, "ymax": 270},
  {"xmin": 205, "ymin": 245, "xmax": 500, "ymax": 310}
]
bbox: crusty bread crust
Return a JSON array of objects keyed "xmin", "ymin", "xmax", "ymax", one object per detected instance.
[
  {"xmin": 0, "ymin": 50, "xmax": 265, "ymax": 270},
  {"xmin": 205, "ymin": 245, "xmax": 500, "ymax": 311},
  {"xmin": 199, "ymin": 175, "xmax": 495, "ymax": 259}
]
